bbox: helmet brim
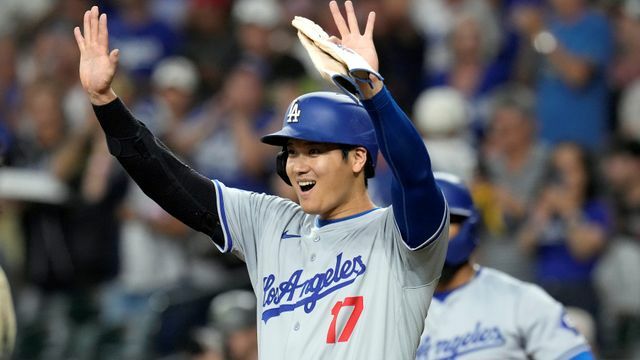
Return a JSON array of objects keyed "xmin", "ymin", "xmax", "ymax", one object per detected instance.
[{"xmin": 260, "ymin": 132, "xmax": 290, "ymax": 147}]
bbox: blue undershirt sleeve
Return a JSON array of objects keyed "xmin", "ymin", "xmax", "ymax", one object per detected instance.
[{"xmin": 362, "ymin": 87, "xmax": 447, "ymax": 250}]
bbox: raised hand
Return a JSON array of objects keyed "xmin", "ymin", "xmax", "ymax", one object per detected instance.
[
  {"xmin": 329, "ymin": 0, "xmax": 378, "ymax": 73},
  {"xmin": 73, "ymin": 6, "xmax": 119, "ymax": 105}
]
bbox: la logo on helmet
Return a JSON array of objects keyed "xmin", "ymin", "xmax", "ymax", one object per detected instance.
[{"xmin": 287, "ymin": 101, "xmax": 301, "ymax": 123}]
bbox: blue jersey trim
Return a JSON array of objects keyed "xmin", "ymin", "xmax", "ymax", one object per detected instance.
[
  {"xmin": 567, "ymin": 351, "xmax": 595, "ymax": 360},
  {"xmin": 556, "ymin": 342, "xmax": 593, "ymax": 360},
  {"xmin": 212, "ymin": 180, "xmax": 233, "ymax": 253},
  {"xmin": 315, "ymin": 208, "xmax": 379, "ymax": 227},
  {"xmin": 433, "ymin": 287, "xmax": 456, "ymax": 302}
]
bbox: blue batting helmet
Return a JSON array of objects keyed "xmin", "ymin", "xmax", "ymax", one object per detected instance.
[
  {"xmin": 434, "ymin": 172, "xmax": 479, "ymax": 266},
  {"xmin": 261, "ymin": 92, "xmax": 379, "ymax": 185}
]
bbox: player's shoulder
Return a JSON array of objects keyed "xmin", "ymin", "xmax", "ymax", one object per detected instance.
[
  {"xmin": 371, "ymin": 205, "xmax": 399, "ymax": 229},
  {"xmin": 214, "ymin": 180, "xmax": 308, "ymax": 223},
  {"xmin": 480, "ymin": 267, "xmax": 559, "ymax": 308},
  {"xmin": 215, "ymin": 180, "xmax": 299, "ymax": 208},
  {"xmin": 477, "ymin": 267, "xmax": 524, "ymax": 288},
  {"xmin": 477, "ymin": 267, "xmax": 545, "ymax": 298}
]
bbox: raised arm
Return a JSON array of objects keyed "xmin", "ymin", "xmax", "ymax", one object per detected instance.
[
  {"xmin": 329, "ymin": 1, "xmax": 447, "ymax": 249},
  {"xmin": 74, "ymin": 7, "xmax": 223, "ymax": 243}
]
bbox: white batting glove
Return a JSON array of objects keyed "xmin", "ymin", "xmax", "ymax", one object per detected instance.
[
  {"xmin": 297, "ymin": 31, "xmax": 359, "ymax": 97},
  {"xmin": 292, "ymin": 16, "xmax": 382, "ymax": 87}
]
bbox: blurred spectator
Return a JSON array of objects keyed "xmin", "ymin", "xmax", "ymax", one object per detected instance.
[
  {"xmin": 476, "ymin": 85, "xmax": 548, "ymax": 281},
  {"xmin": 100, "ymin": 182, "xmax": 192, "ymax": 359},
  {"xmin": 135, "ymin": 56, "xmax": 204, "ymax": 155},
  {"xmin": 427, "ymin": 11, "xmax": 513, "ymax": 139},
  {"xmin": 150, "ymin": 0, "xmax": 189, "ymax": 30},
  {"xmin": 512, "ymin": 0, "xmax": 614, "ymax": 149},
  {"xmin": 189, "ymin": 327, "xmax": 225, "ymax": 360},
  {"xmin": 187, "ymin": 63, "xmax": 276, "ymax": 193},
  {"xmin": 602, "ymin": 139, "xmax": 640, "ymax": 241},
  {"xmin": 610, "ymin": 0, "xmax": 640, "ymax": 90},
  {"xmin": 97, "ymin": 61, "xmax": 202, "ymax": 358},
  {"xmin": 409, "ymin": 0, "xmax": 502, "ymax": 79},
  {"xmin": 10, "ymin": 79, "xmax": 127, "ymax": 359},
  {"xmin": 595, "ymin": 139, "xmax": 640, "ymax": 358},
  {"xmin": 208, "ymin": 290, "xmax": 258, "ymax": 360},
  {"xmin": 17, "ymin": 26, "xmax": 80, "ymax": 102},
  {"xmin": 56, "ymin": 0, "xmax": 90, "ymax": 29},
  {"xmin": 413, "ymin": 86, "xmax": 477, "ymax": 183},
  {"xmin": 181, "ymin": 0, "xmax": 237, "ymax": 98},
  {"xmin": 610, "ymin": 0, "xmax": 640, "ymax": 140},
  {"xmin": 232, "ymin": 0, "xmax": 305, "ymax": 86},
  {"xmin": 14, "ymin": 12, "xmax": 95, "ymax": 134},
  {"xmin": 374, "ymin": 0, "xmax": 426, "ymax": 114},
  {"xmin": 30, "ymin": 2, "xmax": 105, "ymax": 136},
  {"xmin": 0, "ymin": 35, "xmax": 20, "ymax": 159},
  {"xmin": 232, "ymin": 0, "xmax": 281, "ymax": 62},
  {"xmin": 0, "ymin": 0, "xmax": 54, "ymax": 38},
  {"xmin": 618, "ymin": 79, "xmax": 640, "ymax": 142},
  {"xmin": 519, "ymin": 142, "xmax": 610, "ymax": 321},
  {"xmin": 33, "ymin": 27, "xmax": 94, "ymax": 133},
  {"xmin": 108, "ymin": 0, "xmax": 180, "ymax": 85}
]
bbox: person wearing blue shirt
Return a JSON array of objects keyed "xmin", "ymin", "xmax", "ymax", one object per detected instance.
[
  {"xmin": 519, "ymin": 142, "xmax": 610, "ymax": 320},
  {"xmin": 513, "ymin": 0, "xmax": 613, "ymax": 149}
]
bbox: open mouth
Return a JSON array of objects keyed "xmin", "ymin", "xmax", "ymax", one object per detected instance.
[{"xmin": 298, "ymin": 180, "xmax": 316, "ymax": 192}]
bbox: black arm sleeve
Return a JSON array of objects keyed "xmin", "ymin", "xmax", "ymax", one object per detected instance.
[{"xmin": 92, "ymin": 98, "xmax": 223, "ymax": 245}]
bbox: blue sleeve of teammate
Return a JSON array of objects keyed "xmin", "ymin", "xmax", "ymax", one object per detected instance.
[
  {"xmin": 568, "ymin": 351, "xmax": 595, "ymax": 360},
  {"xmin": 362, "ymin": 86, "xmax": 447, "ymax": 249}
]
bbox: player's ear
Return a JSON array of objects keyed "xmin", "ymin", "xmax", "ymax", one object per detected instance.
[{"xmin": 350, "ymin": 147, "xmax": 368, "ymax": 174}]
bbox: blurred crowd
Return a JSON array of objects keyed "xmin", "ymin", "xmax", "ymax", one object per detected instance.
[{"xmin": 0, "ymin": 0, "xmax": 639, "ymax": 359}]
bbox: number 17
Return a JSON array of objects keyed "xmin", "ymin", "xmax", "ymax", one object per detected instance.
[{"xmin": 326, "ymin": 296, "xmax": 364, "ymax": 343}]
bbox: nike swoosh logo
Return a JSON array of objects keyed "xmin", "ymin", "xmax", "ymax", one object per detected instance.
[{"xmin": 281, "ymin": 230, "xmax": 302, "ymax": 240}]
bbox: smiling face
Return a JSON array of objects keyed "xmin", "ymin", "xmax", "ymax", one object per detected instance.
[{"xmin": 285, "ymin": 139, "xmax": 370, "ymax": 219}]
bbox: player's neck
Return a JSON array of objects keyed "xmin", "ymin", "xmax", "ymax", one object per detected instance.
[
  {"xmin": 436, "ymin": 263, "xmax": 475, "ymax": 293},
  {"xmin": 321, "ymin": 193, "xmax": 376, "ymax": 221}
]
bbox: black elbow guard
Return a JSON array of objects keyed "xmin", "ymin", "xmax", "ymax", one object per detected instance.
[
  {"xmin": 104, "ymin": 123, "xmax": 153, "ymax": 159},
  {"xmin": 95, "ymin": 101, "xmax": 221, "ymax": 240}
]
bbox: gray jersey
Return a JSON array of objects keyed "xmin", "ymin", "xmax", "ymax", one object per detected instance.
[
  {"xmin": 213, "ymin": 180, "xmax": 448, "ymax": 360},
  {"xmin": 416, "ymin": 267, "xmax": 591, "ymax": 360}
]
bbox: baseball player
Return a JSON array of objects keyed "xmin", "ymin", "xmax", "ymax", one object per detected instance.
[
  {"xmin": 74, "ymin": 2, "xmax": 448, "ymax": 359},
  {"xmin": 416, "ymin": 173, "xmax": 594, "ymax": 360}
]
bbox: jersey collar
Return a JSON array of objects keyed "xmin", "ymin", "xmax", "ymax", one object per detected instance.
[
  {"xmin": 433, "ymin": 266, "xmax": 483, "ymax": 302},
  {"xmin": 315, "ymin": 207, "xmax": 380, "ymax": 228}
]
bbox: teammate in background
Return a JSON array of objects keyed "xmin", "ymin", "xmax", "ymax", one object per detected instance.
[
  {"xmin": 416, "ymin": 173, "xmax": 594, "ymax": 360},
  {"xmin": 74, "ymin": 2, "xmax": 448, "ymax": 359}
]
